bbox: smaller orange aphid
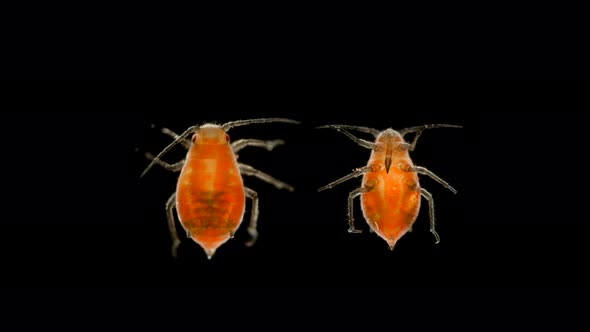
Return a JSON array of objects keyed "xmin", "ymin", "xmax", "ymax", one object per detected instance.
[
  {"xmin": 318, "ymin": 124, "xmax": 461, "ymax": 250},
  {"xmin": 142, "ymin": 118, "xmax": 299, "ymax": 259}
]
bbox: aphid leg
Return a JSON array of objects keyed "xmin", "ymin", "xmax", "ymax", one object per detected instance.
[
  {"xmin": 160, "ymin": 128, "xmax": 191, "ymax": 149},
  {"xmin": 413, "ymin": 166, "xmax": 457, "ymax": 194},
  {"xmin": 141, "ymin": 125, "xmax": 199, "ymax": 178},
  {"xmin": 318, "ymin": 166, "xmax": 372, "ymax": 192},
  {"xmin": 420, "ymin": 188, "xmax": 440, "ymax": 244},
  {"xmin": 231, "ymin": 139, "xmax": 285, "ymax": 154},
  {"xmin": 244, "ymin": 187, "xmax": 260, "ymax": 247},
  {"xmin": 238, "ymin": 164, "xmax": 294, "ymax": 192},
  {"xmin": 166, "ymin": 192, "xmax": 182, "ymax": 258},
  {"xmin": 317, "ymin": 126, "xmax": 374, "ymax": 149},
  {"xmin": 348, "ymin": 186, "xmax": 372, "ymax": 233},
  {"xmin": 145, "ymin": 153, "xmax": 185, "ymax": 172},
  {"xmin": 407, "ymin": 130, "xmax": 424, "ymax": 151}
]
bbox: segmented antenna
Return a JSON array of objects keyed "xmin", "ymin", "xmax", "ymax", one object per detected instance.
[
  {"xmin": 317, "ymin": 125, "xmax": 374, "ymax": 149},
  {"xmin": 142, "ymin": 118, "xmax": 299, "ymax": 178},
  {"xmin": 140, "ymin": 125, "xmax": 199, "ymax": 178},
  {"xmin": 399, "ymin": 124, "xmax": 462, "ymax": 137},
  {"xmin": 222, "ymin": 118, "xmax": 300, "ymax": 131},
  {"xmin": 316, "ymin": 125, "xmax": 380, "ymax": 137}
]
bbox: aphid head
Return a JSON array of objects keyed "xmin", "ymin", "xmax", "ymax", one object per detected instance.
[
  {"xmin": 379, "ymin": 128, "xmax": 400, "ymax": 138},
  {"xmin": 376, "ymin": 129, "xmax": 403, "ymax": 174},
  {"xmin": 141, "ymin": 119, "xmax": 298, "ymax": 178},
  {"xmin": 194, "ymin": 124, "xmax": 231, "ymax": 145}
]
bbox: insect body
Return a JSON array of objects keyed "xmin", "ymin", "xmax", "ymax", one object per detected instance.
[
  {"xmin": 142, "ymin": 118, "xmax": 299, "ymax": 259},
  {"xmin": 318, "ymin": 124, "xmax": 461, "ymax": 250}
]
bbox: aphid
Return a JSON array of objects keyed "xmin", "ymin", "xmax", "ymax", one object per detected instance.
[
  {"xmin": 142, "ymin": 118, "xmax": 299, "ymax": 259},
  {"xmin": 318, "ymin": 124, "xmax": 461, "ymax": 250}
]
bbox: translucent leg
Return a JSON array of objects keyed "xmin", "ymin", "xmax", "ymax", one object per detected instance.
[
  {"xmin": 166, "ymin": 192, "xmax": 182, "ymax": 258},
  {"xmin": 244, "ymin": 187, "xmax": 260, "ymax": 247},
  {"xmin": 407, "ymin": 130, "xmax": 424, "ymax": 151},
  {"xmin": 420, "ymin": 188, "xmax": 440, "ymax": 244},
  {"xmin": 239, "ymin": 164, "xmax": 294, "ymax": 192},
  {"xmin": 347, "ymin": 186, "xmax": 372, "ymax": 233},
  {"xmin": 318, "ymin": 166, "xmax": 371, "ymax": 192},
  {"xmin": 414, "ymin": 166, "xmax": 457, "ymax": 194}
]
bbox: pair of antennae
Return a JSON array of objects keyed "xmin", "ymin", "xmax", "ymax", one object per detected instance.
[
  {"xmin": 317, "ymin": 124, "xmax": 463, "ymax": 138},
  {"xmin": 141, "ymin": 118, "xmax": 299, "ymax": 178},
  {"xmin": 142, "ymin": 120, "xmax": 461, "ymax": 178}
]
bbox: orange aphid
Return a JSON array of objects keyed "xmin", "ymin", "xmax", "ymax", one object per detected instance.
[
  {"xmin": 142, "ymin": 118, "xmax": 299, "ymax": 259},
  {"xmin": 318, "ymin": 124, "xmax": 461, "ymax": 250}
]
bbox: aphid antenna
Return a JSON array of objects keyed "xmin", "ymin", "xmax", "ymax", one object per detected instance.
[
  {"xmin": 316, "ymin": 125, "xmax": 380, "ymax": 137},
  {"xmin": 222, "ymin": 118, "xmax": 300, "ymax": 131},
  {"xmin": 140, "ymin": 125, "xmax": 200, "ymax": 178},
  {"xmin": 141, "ymin": 118, "xmax": 300, "ymax": 178},
  {"xmin": 399, "ymin": 124, "xmax": 463, "ymax": 137}
]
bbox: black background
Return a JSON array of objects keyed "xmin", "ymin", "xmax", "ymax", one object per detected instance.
[
  {"xmin": 2, "ymin": 82, "xmax": 587, "ymax": 290},
  {"xmin": 3, "ymin": 0, "xmax": 589, "ymax": 326},
  {"xmin": 3, "ymin": 3, "xmax": 588, "ymax": 80},
  {"xmin": 1, "ymin": 83, "xmax": 588, "ymax": 329}
]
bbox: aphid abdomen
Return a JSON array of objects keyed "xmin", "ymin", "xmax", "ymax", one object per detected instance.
[
  {"xmin": 361, "ymin": 163, "xmax": 421, "ymax": 249},
  {"xmin": 176, "ymin": 143, "xmax": 245, "ymax": 252}
]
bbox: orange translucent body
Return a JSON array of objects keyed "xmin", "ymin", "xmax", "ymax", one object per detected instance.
[
  {"xmin": 176, "ymin": 127, "xmax": 245, "ymax": 256},
  {"xmin": 361, "ymin": 130, "xmax": 421, "ymax": 249}
]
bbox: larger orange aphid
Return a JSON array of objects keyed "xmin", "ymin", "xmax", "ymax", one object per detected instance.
[
  {"xmin": 142, "ymin": 118, "xmax": 299, "ymax": 259},
  {"xmin": 318, "ymin": 124, "xmax": 461, "ymax": 250}
]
